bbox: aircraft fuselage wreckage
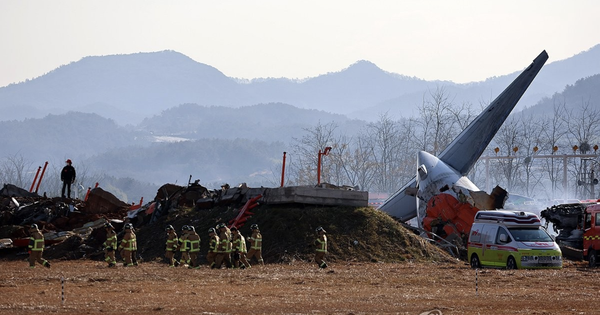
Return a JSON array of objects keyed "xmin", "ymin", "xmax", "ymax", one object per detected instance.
[{"xmin": 378, "ymin": 51, "xmax": 549, "ymax": 246}]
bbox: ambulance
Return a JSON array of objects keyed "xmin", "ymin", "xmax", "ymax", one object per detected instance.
[{"xmin": 467, "ymin": 210, "xmax": 562, "ymax": 269}]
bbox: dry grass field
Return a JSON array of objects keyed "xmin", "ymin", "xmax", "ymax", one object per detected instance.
[{"xmin": 1, "ymin": 259, "xmax": 598, "ymax": 315}]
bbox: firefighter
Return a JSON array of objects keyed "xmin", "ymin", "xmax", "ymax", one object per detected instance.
[
  {"xmin": 207, "ymin": 227, "xmax": 219, "ymax": 268},
  {"xmin": 28, "ymin": 224, "xmax": 50, "ymax": 268},
  {"xmin": 178, "ymin": 225, "xmax": 190, "ymax": 267},
  {"xmin": 130, "ymin": 225, "xmax": 139, "ymax": 266},
  {"xmin": 314, "ymin": 226, "xmax": 328, "ymax": 268},
  {"xmin": 119, "ymin": 223, "xmax": 137, "ymax": 267},
  {"xmin": 187, "ymin": 226, "xmax": 201, "ymax": 269},
  {"xmin": 164, "ymin": 225, "xmax": 178, "ymax": 267},
  {"xmin": 103, "ymin": 223, "xmax": 117, "ymax": 268},
  {"xmin": 231, "ymin": 226, "xmax": 250, "ymax": 269},
  {"xmin": 246, "ymin": 223, "xmax": 264, "ymax": 265},
  {"xmin": 214, "ymin": 223, "xmax": 232, "ymax": 268}
]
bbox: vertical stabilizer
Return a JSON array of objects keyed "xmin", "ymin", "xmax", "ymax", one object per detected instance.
[{"xmin": 440, "ymin": 50, "xmax": 548, "ymax": 175}]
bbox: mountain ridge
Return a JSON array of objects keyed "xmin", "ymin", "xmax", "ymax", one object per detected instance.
[{"xmin": 2, "ymin": 45, "xmax": 599, "ymax": 125}]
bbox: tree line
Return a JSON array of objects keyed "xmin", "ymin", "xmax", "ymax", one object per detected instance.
[
  {"xmin": 1, "ymin": 87, "xmax": 598, "ymax": 204},
  {"xmin": 282, "ymin": 88, "xmax": 600, "ymax": 202}
]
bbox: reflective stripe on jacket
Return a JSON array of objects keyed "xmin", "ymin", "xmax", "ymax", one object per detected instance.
[
  {"xmin": 29, "ymin": 232, "xmax": 44, "ymax": 251},
  {"xmin": 209, "ymin": 235, "xmax": 219, "ymax": 253},
  {"xmin": 166, "ymin": 233, "xmax": 178, "ymax": 251},
  {"xmin": 217, "ymin": 238, "xmax": 229, "ymax": 253},
  {"xmin": 120, "ymin": 232, "xmax": 137, "ymax": 251},
  {"xmin": 232, "ymin": 234, "xmax": 247, "ymax": 253},
  {"xmin": 316, "ymin": 235, "xmax": 327, "ymax": 252},
  {"xmin": 248, "ymin": 233, "xmax": 262, "ymax": 250},
  {"xmin": 188, "ymin": 233, "xmax": 200, "ymax": 252},
  {"xmin": 179, "ymin": 234, "xmax": 189, "ymax": 252},
  {"xmin": 104, "ymin": 230, "xmax": 117, "ymax": 249}
]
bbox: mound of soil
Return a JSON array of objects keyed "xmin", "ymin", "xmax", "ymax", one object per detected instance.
[{"xmin": 132, "ymin": 205, "xmax": 456, "ymax": 265}]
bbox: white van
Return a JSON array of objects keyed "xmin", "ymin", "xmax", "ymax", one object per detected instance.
[{"xmin": 467, "ymin": 210, "xmax": 562, "ymax": 269}]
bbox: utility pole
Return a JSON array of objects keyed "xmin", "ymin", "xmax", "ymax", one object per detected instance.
[{"xmin": 317, "ymin": 147, "xmax": 332, "ymax": 186}]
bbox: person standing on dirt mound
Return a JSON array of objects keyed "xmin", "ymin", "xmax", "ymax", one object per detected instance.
[
  {"xmin": 314, "ymin": 226, "xmax": 328, "ymax": 269},
  {"xmin": 28, "ymin": 224, "xmax": 51, "ymax": 268},
  {"xmin": 246, "ymin": 224, "xmax": 264, "ymax": 266},
  {"xmin": 119, "ymin": 223, "xmax": 137, "ymax": 267},
  {"xmin": 103, "ymin": 223, "xmax": 117, "ymax": 267},
  {"xmin": 60, "ymin": 159, "xmax": 76, "ymax": 199},
  {"xmin": 164, "ymin": 225, "xmax": 179, "ymax": 267},
  {"xmin": 207, "ymin": 228, "xmax": 219, "ymax": 268}
]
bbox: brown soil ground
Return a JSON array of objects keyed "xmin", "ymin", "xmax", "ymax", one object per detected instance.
[{"xmin": 1, "ymin": 259, "xmax": 598, "ymax": 315}]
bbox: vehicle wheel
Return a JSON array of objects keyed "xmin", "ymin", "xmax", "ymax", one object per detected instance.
[
  {"xmin": 470, "ymin": 254, "xmax": 481, "ymax": 269},
  {"xmin": 589, "ymin": 250, "xmax": 597, "ymax": 268},
  {"xmin": 506, "ymin": 256, "xmax": 517, "ymax": 270}
]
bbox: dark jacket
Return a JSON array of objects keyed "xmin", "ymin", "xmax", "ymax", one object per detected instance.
[{"xmin": 61, "ymin": 165, "xmax": 76, "ymax": 183}]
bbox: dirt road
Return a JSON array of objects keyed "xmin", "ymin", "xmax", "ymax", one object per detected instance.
[{"xmin": 0, "ymin": 259, "xmax": 597, "ymax": 314}]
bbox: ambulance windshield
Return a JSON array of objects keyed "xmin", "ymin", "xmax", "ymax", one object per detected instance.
[{"xmin": 508, "ymin": 227, "xmax": 554, "ymax": 242}]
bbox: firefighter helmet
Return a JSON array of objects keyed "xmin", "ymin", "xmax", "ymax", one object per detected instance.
[
  {"xmin": 104, "ymin": 222, "xmax": 114, "ymax": 229},
  {"xmin": 250, "ymin": 224, "xmax": 259, "ymax": 230},
  {"xmin": 208, "ymin": 227, "xmax": 216, "ymax": 234},
  {"xmin": 30, "ymin": 224, "xmax": 38, "ymax": 230},
  {"xmin": 188, "ymin": 226, "xmax": 195, "ymax": 232},
  {"xmin": 217, "ymin": 223, "xmax": 226, "ymax": 229},
  {"xmin": 316, "ymin": 226, "xmax": 326, "ymax": 233},
  {"xmin": 165, "ymin": 225, "xmax": 174, "ymax": 231},
  {"xmin": 182, "ymin": 225, "xmax": 189, "ymax": 231},
  {"xmin": 230, "ymin": 226, "xmax": 238, "ymax": 231},
  {"xmin": 124, "ymin": 223, "xmax": 133, "ymax": 230}
]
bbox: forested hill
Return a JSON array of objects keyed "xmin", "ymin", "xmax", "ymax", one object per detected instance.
[
  {"xmin": 519, "ymin": 74, "xmax": 600, "ymax": 117},
  {"xmin": 138, "ymin": 102, "xmax": 361, "ymax": 142}
]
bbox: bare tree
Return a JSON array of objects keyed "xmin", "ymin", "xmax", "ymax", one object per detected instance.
[
  {"xmin": 490, "ymin": 116, "xmax": 523, "ymax": 192},
  {"xmin": 289, "ymin": 121, "xmax": 340, "ymax": 186},
  {"xmin": 345, "ymin": 133, "xmax": 378, "ymax": 191},
  {"xmin": 0, "ymin": 154, "xmax": 34, "ymax": 189},
  {"xmin": 516, "ymin": 114, "xmax": 546, "ymax": 197},
  {"xmin": 413, "ymin": 86, "xmax": 460, "ymax": 155},
  {"xmin": 363, "ymin": 113, "xmax": 419, "ymax": 193},
  {"xmin": 563, "ymin": 100, "xmax": 600, "ymax": 199},
  {"xmin": 327, "ymin": 134, "xmax": 371, "ymax": 189},
  {"xmin": 538, "ymin": 102, "xmax": 569, "ymax": 199}
]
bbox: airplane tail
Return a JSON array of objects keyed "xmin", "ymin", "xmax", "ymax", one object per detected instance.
[
  {"xmin": 439, "ymin": 50, "xmax": 548, "ymax": 175},
  {"xmin": 378, "ymin": 51, "xmax": 548, "ymax": 222}
]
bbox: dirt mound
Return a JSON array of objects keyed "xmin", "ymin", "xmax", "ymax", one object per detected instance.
[
  {"xmin": 132, "ymin": 204, "xmax": 455, "ymax": 265},
  {"xmin": 1, "ymin": 182, "xmax": 455, "ymax": 265}
]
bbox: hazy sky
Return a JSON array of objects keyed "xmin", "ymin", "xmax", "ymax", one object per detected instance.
[{"xmin": 1, "ymin": 1, "xmax": 599, "ymax": 87}]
